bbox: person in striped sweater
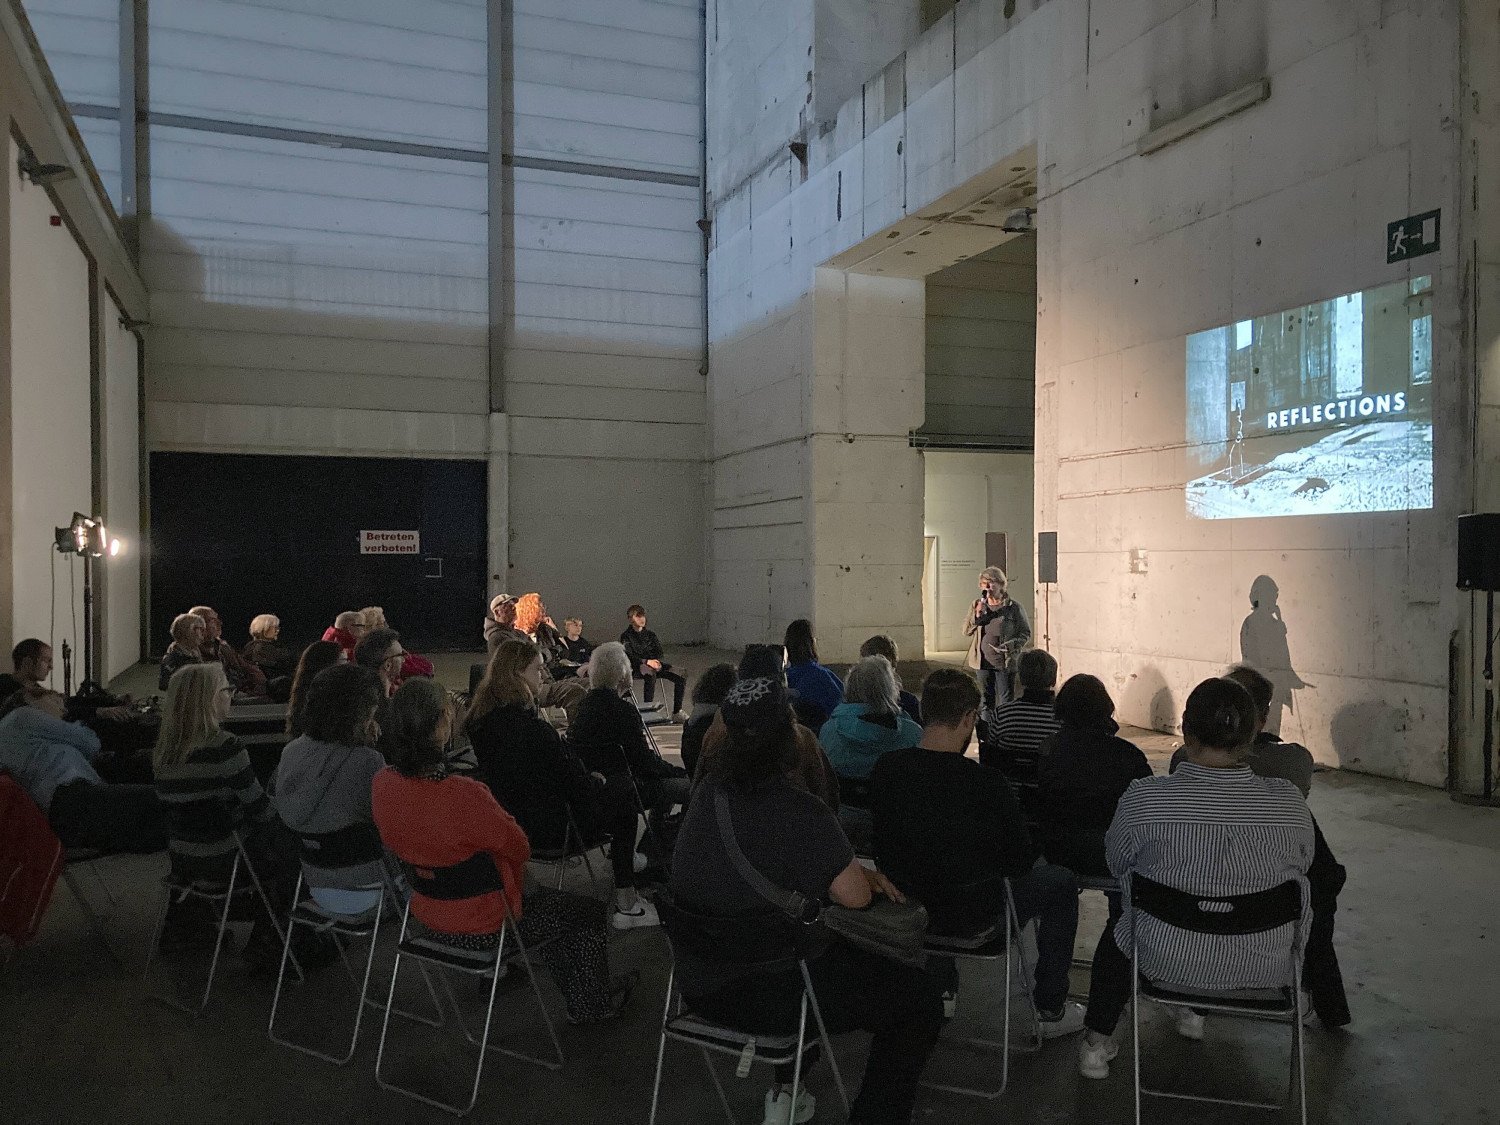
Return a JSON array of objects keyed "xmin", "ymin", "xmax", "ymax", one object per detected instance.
[
  {"xmin": 153, "ymin": 663, "xmax": 289, "ymax": 961},
  {"xmin": 1078, "ymin": 676, "xmax": 1315, "ymax": 1080}
]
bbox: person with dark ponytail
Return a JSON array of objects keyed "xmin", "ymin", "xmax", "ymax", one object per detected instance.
[{"xmin": 1077, "ymin": 677, "xmax": 1316, "ymax": 1081}]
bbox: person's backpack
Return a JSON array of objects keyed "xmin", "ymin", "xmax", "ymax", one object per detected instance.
[{"xmin": 0, "ymin": 772, "xmax": 64, "ymax": 949}]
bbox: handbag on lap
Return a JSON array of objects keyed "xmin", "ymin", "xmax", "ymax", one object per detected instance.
[{"xmin": 712, "ymin": 788, "xmax": 928, "ymax": 966}]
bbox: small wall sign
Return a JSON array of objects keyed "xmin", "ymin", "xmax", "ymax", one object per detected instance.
[
  {"xmin": 1387, "ymin": 209, "xmax": 1440, "ymax": 263},
  {"xmin": 360, "ymin": 530, "xmax": 420, "ymax": 555}
]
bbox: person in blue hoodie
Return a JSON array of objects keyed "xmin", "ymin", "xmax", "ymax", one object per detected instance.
[
  {"xmin": 820, "ymin": 656, "xmax": 924, "ymax": 847},
  {"xmin": 783, "ymin": 619, "xmax": 844, "ymax": 729}
]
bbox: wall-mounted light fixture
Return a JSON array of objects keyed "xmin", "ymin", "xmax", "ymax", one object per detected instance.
[{"xmin": 18, "ymin": 151, "xmax": 77, "ymax": 187}]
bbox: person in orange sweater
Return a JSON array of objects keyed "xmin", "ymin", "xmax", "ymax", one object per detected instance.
[{"xmin": 372, "ymin": 678, "xmax": 632, "ymax": 1023}]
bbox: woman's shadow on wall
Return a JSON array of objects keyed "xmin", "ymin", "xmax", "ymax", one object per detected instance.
[{"xmin": 1240, "ymin": 575, "xmax": 1313, "ymax": 737}]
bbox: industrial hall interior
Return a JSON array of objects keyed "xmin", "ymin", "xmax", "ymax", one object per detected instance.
[{"xmin": 3, "ymin": 0, "xmax": 1500, "ymax": 1123}]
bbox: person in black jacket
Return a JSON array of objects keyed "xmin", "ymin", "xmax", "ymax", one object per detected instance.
[
  {"xmin": 463, "ymin": 638, "xmax": 606, "ymax": 855},
  {"xmin": 871, "ymin": 668, "xmax": 1084, "ymax": 1036},
  {"xmin": 1035, "ymin": 674, "xmax": 1151, "ymax": 879},
  {"xmin": 567, "ymin": 641, "xmax": 690, "ymax": 930},
  {"xmin": 553, "ymin": 617, "xmax": 594, "ymax": 678},
  {"xmin": 619, "ymin": 605, "xmax": 687, "ymax": 719},
  {"xmin": 680, "ymin": 662, "xmax": 736, "ymax": 779}
]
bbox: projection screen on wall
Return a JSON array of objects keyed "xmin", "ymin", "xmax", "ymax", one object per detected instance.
[{"xmin": 1185, "ymin": 277, "xmax": 1433, "ymax": 520}]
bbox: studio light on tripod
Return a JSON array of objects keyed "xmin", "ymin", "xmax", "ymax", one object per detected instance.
[{"xmin": 52, "ymin": 512, "xmax": 118, "ymax": 558}]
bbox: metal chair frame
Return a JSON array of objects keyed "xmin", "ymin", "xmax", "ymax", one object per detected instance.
[
  {"xmin": 647, "ymin": 958, "xmax": 850, "ymax": 1125},
  {"xmin": 59, "ymin": 849, "xmax": 125, "ymax": 966},
  {"xmin": 1128, "ymin": 878, "xmax": 1309, "ymax": 1125},
  {"xmin": 142, "ymin": 829, "xmax": 300, "ymax": 1015},
  {"xmin": 374, "ymin": 895, "xmax": 563, "ymax": 1117},
  {"xmin": 528, "ymin": 806, "xmax": 609, "ymax": 896},
  {"xmin": 919, "ymin": 880, "xmax": 1042, "ymax": 1101},
  {"xmin": 267, "ymin": 870, "xmax": 444, "ymax": 1066}
]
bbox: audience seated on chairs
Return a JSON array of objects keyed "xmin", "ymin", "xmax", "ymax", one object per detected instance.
[
  {"xmin": 160, "ymin": 612, "xmax": 208, "ymax": 691},
  {"xmin": 555, "ymin": 617, "xmax": 594, "ymax": 678},
  {"xmin": 463, "ymin": 640, "xmax": 623, "ymax": 880},
  {"xmin": 153, "ymin": 663, "xmax": 294, "ymax": 965},
  {"xmin": 3, "ymin": 639, "xmax": 142, "ymax": 754},
  {"xmin": 1078, "ymin": 676, "xmax": 1316, "ymax": 1079},
  {"xmin": 353, "ymin": 628, "xmax": 406, "ymax": 699},
  {"xmin": 1, "ymin": 637, "xmax": 52, "ymax": 698},
  {"xmin": 620, "ymin": 604, "xmax": 688, "ymax": 720},
  {"xmin": 679, "ymin": 663, "xmax": 736, "ymax": 780},
  {"xmin": 694, "ymin": 645, "xmax": 841, "ymax": 811},
  {"xmin": 783, "ymin": 619, "xmax": 843, "ymax": 730},
  {"xmin": 568, "ymin": 642, "xmax": 689, "ymax": 930},
  {"xmin": 484, "ymin": 592, "xmax": 523, "ymax": 654},
  {"xmin": 1169, "ymin": 664, "xmax": 1350, "ymax": 1028},
  {"xmin": 191, "ymin": 606, "xmax": 267, "ymax": 698},
  {"xmin": 1035, "ymin": 674, "xmax": 1151, "ymax": 878},
  {"xmin": 273, "ymin": 664, "xmax": 391, "ymax": 917},
  {"xmin": 981, "ymin": 649, "xmax": 1062, "ymax": 803},
  {"xmin": 242, "ymin": 615, "xmax": 297, "ymax": 685},
  {"xmin": 0, "ymin": 685, "xmax": 166, "ymax": 854},
  {"xmin": 870, "ymin": 668, "xmax": 1086, "ymax": 1037},
  {"xmin": 858, "ymin": 635, "xmax": 921, "ymax": 724},
  {"xmin": 372, "ymin": 678, "xmax": 632, "ymax": 1024},
  {"xmin": 322, "ymin": 611, "xmax": 368, "ymax": 663},
  {"xmin": 361, "ymin": 607, "xmax": 434, "ymax": 684},
  {"xmin": 820, "ymin": 656, "xmax": 922, "ymax": 845},
  {"xmin": 286, "ymin": 641, "xmax": 347, "ymax": 739},
  {"xmin": 670, "ymin": 674, "xmax": 943, "ymax": 1125}
]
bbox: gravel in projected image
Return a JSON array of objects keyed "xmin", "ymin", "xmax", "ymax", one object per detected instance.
[{"xmin": 1185, "ymin": 277, "xmax": 1433, "ymax": 520}]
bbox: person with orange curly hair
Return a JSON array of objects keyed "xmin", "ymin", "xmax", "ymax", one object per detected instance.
[{"xmin": 509, "ymin": 593, "xmax": 586, "ymax": 723}]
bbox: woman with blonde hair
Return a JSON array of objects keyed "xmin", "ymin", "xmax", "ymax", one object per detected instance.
[
  {"xmin": 153, "ymin": 663, "xmax": 289, "ymax": 963},
  {"xmin": 242, "ymin": 613, "xmax": 296, "ymax": 688}
]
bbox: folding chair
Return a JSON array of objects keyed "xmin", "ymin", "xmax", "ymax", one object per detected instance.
[
  {"xmin": 919, "ymin": 878, "xmax": 1042, "ymax": 1100},
  {"xmin": 142, "ymin": 828, "xmax": 299, "ymax": 1015},
  {"xmin": 268, "ymin": 824, "xmax": 443, "ymax": 1065},
  {"xmin": 375, "ymin": 852, "xmax": 563, "ymax": 1116},
  {"xmin": 648, "ymin": 893, "xmax": 850, "ymax": 1125},
  {"xmin": 1127, "ymin": 873, "xmax": 1308, "ymax": 1125},
  {"xmin": 60, "ymin": 848, "xmax": 125, "ymax": 966},
  {"xmin": 527, "ymin": 806, "xmax": 609, "ymax": 895}
]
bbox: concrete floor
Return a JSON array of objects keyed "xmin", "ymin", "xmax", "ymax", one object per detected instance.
[{"xmin": 2, "ymin": 649, "xmax": 1496, "ymax": 1124}]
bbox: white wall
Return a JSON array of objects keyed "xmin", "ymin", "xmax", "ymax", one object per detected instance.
[
  {"xmin": 102, "ymin": 296, "xmax": 140, "ymax": 680},
  {"xmin": 8, "ymin": 138, "xmax": 93, "ymax": 676},
  {"xmin": 924, "ymin": 450, "xmax": 1034, "ymax": 652},
  {"xmin": 708, "ymin": 0, "xmax": 1476, "ymax": 786}
]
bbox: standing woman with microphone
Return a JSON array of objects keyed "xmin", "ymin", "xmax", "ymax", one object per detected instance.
[{"xmin": 966, "ymin": 566, "xmax": 1031, "ymax": 723}]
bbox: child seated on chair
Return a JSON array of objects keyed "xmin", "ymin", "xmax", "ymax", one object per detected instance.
[
  {"xmin": 554, "ymin": 618, "xmax": 594, "ymax": 678},
  {"xmin": 619, "ymin": 605, "xmax": 687, "ymax": 719}
]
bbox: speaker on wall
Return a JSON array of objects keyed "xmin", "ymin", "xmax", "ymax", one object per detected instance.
[
  {"xmin": 1038, "ymin": 532, "xmax": 1058, "ymax": 585},
  {"xmin": 1458, "ymin": 514, "xmax": 1500, "ymax": 592}
]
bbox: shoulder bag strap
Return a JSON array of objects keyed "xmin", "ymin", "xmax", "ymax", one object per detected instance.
[{"xmin": 712, "ymin": 787, "xmax": 809, "ymax": 921}]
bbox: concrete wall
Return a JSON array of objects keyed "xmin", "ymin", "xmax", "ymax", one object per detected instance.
[
  {"xmin": 7, "ymin": 138, "xmax": 93, "ymax": 661},
  {"xmin": 923, "ymin": 234, "xmax": 1036, "ymax": 444},
  {"xmin": 102, "ymin": 296, "xmax": 140, "ymax": 680},
  {"xmin": 708, "ymin": 0, "xmax": 1481, "ymax": 786}
]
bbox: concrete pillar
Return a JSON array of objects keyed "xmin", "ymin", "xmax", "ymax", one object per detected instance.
[
  {"xmin": 487, "ymin": 411, "xmax": 509, "ymax": 599},
  {"xmin": 809, "ymin": 268, "xmax": 925, "ymax": 662}
]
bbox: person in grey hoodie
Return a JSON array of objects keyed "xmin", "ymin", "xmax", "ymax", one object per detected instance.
[{"xmin": 273, "ymin": 663, "xmax": 391, "ymax": 916}]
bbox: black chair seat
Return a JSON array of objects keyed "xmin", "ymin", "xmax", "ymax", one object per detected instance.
[
  {"xmin": 923, "ymin": 926, "xmax": 1006, "ymax": 955},
  {"xmin": 664, "ymin": 1012, "xmax": 816, "ymax": 1062},
  {"xmin": 289, "ymin": 898, "xmax": 380, "ymax": 934},
  {"xmin": 398, "ymin": 930, "xmax": 554, "ymax": 974},
  {"xmin": 1141, "ymin": 978, "xmax": 1295, "ymax": 1014},
  {"xmin": 1075, "ymin": 874, "xmax": 1120, "ymax": 893}
]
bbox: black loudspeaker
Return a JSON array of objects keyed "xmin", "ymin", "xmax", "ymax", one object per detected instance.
[
  {"xmin": 1458, "ymin": 514, "xmax": 1500, "ymax": 591},
  {"xmin": 1037, "ymin": 531, "xmax": 1058, "ymax": 585}
]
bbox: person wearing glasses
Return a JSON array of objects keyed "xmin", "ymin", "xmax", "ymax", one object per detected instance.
[{"xmin": 353, "ymin": 629, "xmax": 407, "ymax": 698}]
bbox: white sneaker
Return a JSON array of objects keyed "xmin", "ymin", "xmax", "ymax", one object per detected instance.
[
  {"xmin": 1172, "ymin": 1005, "xmax": 1205, "ymax": 1040},
  {"xmin": 611, "ymin": 901, "xmax": 661, "ymax": 930},
  {"xmin": 672, "ymin": 710, "xmax": 690, "ymax": 723},
  {"xmin": 633, "ymin": 851, "xmax": 648, "ymax": 874},
  {"xmin": 1038, "ymin": 1000, "xmax": 1087, "ymax": 1038},
  {"xmin": 762, "ymin": 1086, "xmax": 815, "ymax": 1125},
  {"xmin": 1078, "ymin": 1035, "xmax": 1119, "ymax": 1080},
  {"xmin": 942, "ymin": 990, "xmax": 958, "ymax": 1019}
]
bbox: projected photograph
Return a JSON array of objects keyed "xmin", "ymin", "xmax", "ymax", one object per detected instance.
[{"xmin": 1184, "ymin": 277, "xmax": 1433, "ymax": 520}]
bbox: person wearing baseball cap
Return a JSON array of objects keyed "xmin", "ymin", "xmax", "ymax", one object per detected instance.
[
  {"xmin": 483, "ymin": 593, "xmax": 521, "ymax": 655},
  {"xmin": 670, "ymin": 675, "xmax": 943, "ymax": 1125}
]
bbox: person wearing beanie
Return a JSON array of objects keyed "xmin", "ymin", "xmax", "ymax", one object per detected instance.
[{"xmin": 672, "ymin": 676, "xmax": 943, "ymax": 1125}]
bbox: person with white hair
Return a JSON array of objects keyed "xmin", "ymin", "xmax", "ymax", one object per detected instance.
[
  {"xmin": 321, "ymin": 610, "xmax": 369, "ymax": 662},
  {"xmin": 566, "ymin": 641, "xmax": 690, "ymax": 930},
  {"xmin": 159, "ymin": 612, "xmax": 207, "ymax": 691},
  {"xmin": 819, "ymin": 655, "xmax": 923, "ymax": 846},
  {"xmin": 242, "ymin": 614, "xmax": 296, "ymax": 682},
  {"xmin": 966, "ymin": 566, "xmax": 1031, "ymax": 721}
]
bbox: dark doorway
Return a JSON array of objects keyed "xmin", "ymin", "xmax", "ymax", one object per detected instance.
[{"xmin": 149, "ymin": 453, "xmax": 486, "ymax": 655}]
